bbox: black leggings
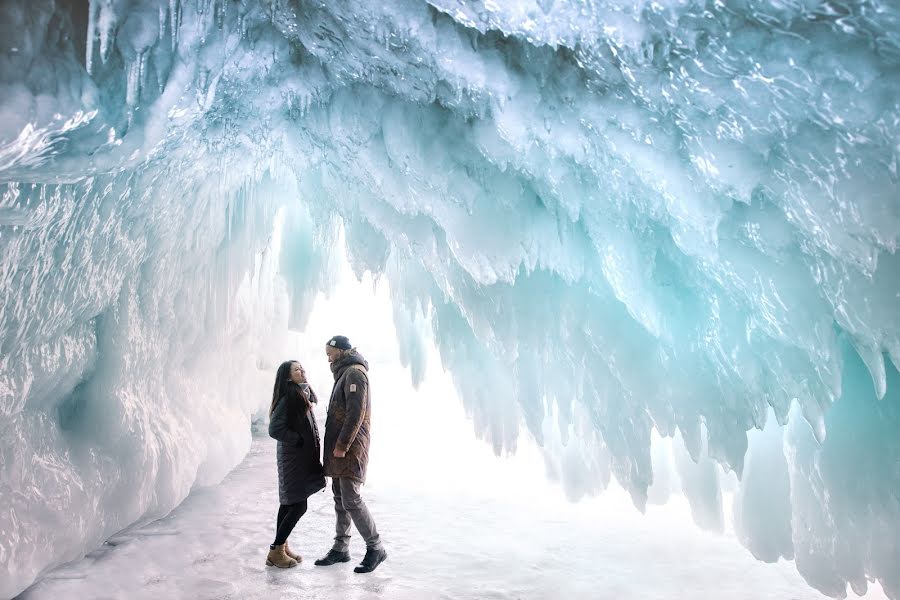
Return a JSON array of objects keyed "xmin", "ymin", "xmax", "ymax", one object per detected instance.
[{"xmin": 273, "ymin": 500, "xmax": 308, "ymax": 545}]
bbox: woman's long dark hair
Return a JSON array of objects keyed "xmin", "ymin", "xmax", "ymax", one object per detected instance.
[{"xmin": 270, "ymin": 360, "xmax": 311, "ymax": 417}]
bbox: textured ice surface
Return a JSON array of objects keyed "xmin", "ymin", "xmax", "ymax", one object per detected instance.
[{"xmin": 1, "ymin": 0, "xmax": 899, "ymax": 598}]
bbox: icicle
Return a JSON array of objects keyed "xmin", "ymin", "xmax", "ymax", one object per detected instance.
[
  {"xmin": 216, "ymin": 0, "xmax": 225, "ymax": 31},
  {"xmin": 226, "ymin": 194, "xmax": 233, "ymax": 241},
  {"xmin": 98, "ymin": 0, "xmax": 116, "ymax": 65},
  {"xmin": 126, "ymin": 52, "xmax": 145, "ymax": 110},
  {"xmin": 851, "ymin": 337, "xmax": 888, "ymax": 400},
  {"xmin": 86, "ymin": 0, "xmax": 99, "ymax": 75},
  {"xmin": 139, "ymin": 52, "xmax": 146, "ymax": 96},
  {"xmin": 159, "ymin": 4, "xmax": 166, "ymax": 46},
  {"xmin": 125, "ymin": 59, "xmax": 136, "ymax": 108},
  {"xmin": 198, "ymin": 0, "xmax": 209, "ymax": 45},
  {"xmin": 170, "ymin": 0, "xmax": 179, "ymax": 51},
  {"xmin": 196, "ymin": 68, "xmax": 209, "ymax": 106}
]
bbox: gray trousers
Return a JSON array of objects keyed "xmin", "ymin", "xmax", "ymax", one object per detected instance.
[{"xmin": 331, "ymin": 477, "xmax": 382, "ymax": 552}]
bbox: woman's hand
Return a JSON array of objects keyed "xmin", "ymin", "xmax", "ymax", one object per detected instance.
[{"xmin": 333, "ymin": 448, "xmax": 347, "ymax": 458}]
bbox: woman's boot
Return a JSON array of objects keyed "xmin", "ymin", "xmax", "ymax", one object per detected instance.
[
  {"xmin": 266, "ymin": 544, "xmax": 298, "ymax": 568},
  {"xmin": 284, "ymin": 541, "xmax": 302, "ymax": 562}
]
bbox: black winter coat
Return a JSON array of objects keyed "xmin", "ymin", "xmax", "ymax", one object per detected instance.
[{"xmin": 268, "ymin": 383, "xmax": 325, "ymax": 504}]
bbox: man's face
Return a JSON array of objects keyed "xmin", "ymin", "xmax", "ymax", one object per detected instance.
[{"xmin": 325, "ymin": 345, "xmax": 341, "ymax": 363}]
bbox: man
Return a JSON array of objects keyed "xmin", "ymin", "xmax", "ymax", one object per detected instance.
[{"xmin": 314, "ymin": 335, "xmax": 387, "ymax": 573}]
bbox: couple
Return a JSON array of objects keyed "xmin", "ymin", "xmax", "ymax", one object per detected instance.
[{"xmin": 265, "ymin": 335, "xmax": 387, "ymax": 574}]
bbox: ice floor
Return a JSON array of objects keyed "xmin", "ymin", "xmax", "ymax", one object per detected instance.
[{"xmin": 17, "ymin": 424, "xmax": 888, "ymax": 600}]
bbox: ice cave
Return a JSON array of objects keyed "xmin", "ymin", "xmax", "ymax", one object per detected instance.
[{"xmin": 0, "ymin": 0, "xmax": 898, "ymax": 598}]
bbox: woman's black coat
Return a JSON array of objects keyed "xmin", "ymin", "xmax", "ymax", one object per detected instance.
[{"xmin": 268, "ymin": 383, "xmax": 325, "ymax": 504}]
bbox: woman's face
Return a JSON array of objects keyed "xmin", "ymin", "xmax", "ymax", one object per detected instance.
[{"xmin": 289, "ymin": 362, "xmax": 305, "ymax": 384}]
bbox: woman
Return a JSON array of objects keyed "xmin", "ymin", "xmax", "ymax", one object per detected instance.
[{"xmin": 266, "ymin": 360, "xmax": 326, "ymax": 568}]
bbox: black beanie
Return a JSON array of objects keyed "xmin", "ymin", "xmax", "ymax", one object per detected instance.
[{"xmin": 327, "ymin": 335, "xmax": 352, "ymax": 350}]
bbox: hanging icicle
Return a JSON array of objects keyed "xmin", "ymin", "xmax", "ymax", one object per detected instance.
[{"xmin": 85, "ymin": 0, "xmax": 100, "ymax": 75}]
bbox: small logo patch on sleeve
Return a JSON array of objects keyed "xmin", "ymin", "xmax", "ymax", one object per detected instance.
[{"xmin": 349, "ymin": 383, "xmax": 357, "ymax": 393}]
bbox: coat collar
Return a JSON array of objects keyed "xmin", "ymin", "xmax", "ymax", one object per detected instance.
[{"xmin": 330, "ymin": 352, "xmax": 369, "ymax": 380}]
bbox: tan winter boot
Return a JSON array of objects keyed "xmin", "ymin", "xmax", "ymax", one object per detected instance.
[
  {"xmin": 266, "ymin": 544, "xmax": 298, "ymax": 568},
  {"xmin": 284, "ymin": 541, "xmax": 302, "ymax": 563}
]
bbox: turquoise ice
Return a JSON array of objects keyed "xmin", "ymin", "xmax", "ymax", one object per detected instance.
[{"xmin": 0, "ymin": 1, "xmax": 897, "ymax": 598}]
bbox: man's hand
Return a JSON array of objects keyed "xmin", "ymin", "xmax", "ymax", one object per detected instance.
[{"xmin": 333, "ymin": 448, "xmax": 347, "ymax": 458}]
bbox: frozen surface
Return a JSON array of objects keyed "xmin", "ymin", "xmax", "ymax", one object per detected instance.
[{"xmin": 1, "ymin": 0, "xmax": 899, "ymax": 598}]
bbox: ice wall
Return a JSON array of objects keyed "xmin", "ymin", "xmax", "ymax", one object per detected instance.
[
  {"xmin": 0, "ymin": 166, "xmax": 314, "ymax": 596},
  {"xmin": 1, "ymin": 0, "xmax": 898, "ymax": 598}
]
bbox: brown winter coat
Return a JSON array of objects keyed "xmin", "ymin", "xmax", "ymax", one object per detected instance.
[{"xmin": 323, "ymin": 352, "xmax": 371, "ymax": 482}]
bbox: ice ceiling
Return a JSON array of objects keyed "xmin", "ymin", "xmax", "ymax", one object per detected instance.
[{"xmin": 0, "ymin": 0, "xmax": 898, "ymax": 598}]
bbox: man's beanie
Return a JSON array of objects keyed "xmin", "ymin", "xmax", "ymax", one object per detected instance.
[{"xmin": 327, "ymin": 335, "xmax": 352, "ymax": 350}]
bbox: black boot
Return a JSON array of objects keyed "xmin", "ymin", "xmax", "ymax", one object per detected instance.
[
  {"xmin": 354, "ymin": 547, "xmax": 387, "ymax": 573},
  {"xmin": 314, "ymin": 549, "xmax": 351, "ymax": 566}
]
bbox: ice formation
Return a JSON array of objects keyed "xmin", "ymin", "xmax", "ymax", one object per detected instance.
[{"xmin": 0, "ymin": 0, "xmax": 898, "ymax": 598}]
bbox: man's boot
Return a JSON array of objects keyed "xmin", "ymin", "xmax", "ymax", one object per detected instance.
[
  {"xmin": 314, "ymin": 549, "xmax": 351, "ymax": 566},
  {"xmin": 266, "ymin": 544, "xmax": 298, "ymax": 568},
  {"xmin": 284, "ymin": 541, "xmax": 302, "ymax": 562},
  {"xmin": 354, "ymin": 547, "xmax": 387, "ymax": 573}
]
